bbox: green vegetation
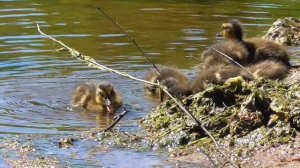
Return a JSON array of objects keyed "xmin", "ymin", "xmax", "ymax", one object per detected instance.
[{"xmin": 140, "ymin": 77, "xmax": 299, "ymax": 149}]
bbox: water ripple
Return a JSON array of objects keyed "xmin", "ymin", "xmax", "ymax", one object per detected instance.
[
  {"xmin": 182, "ymin": 36, "xmax": 207, "ymax": 41},
  {"xmin": 0, "ymin": 8, "xmax": 37, "ymax": 12},
  {"xmin": 140, "ymin": 8, "xmax": 165, "ymax": 11},
  {"xmin": 0, "ymin": 34, "xmax": 92, "ymax": 40},
  {"xmin": 182, "ymin": 28, "xmax": 205, "ymax": 34},
  {"xmin": 99, "ymin": 34, "xmax": 126, "ymax": 38},
  {"xmin": 247, "ymin": 3, "xmax": 283, "ymax": 9},
  {"xmin": 0, "ymin": 13, "xmax": 47, "ymax": 18}
]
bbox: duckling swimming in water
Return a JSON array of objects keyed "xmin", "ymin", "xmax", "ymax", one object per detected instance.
[
  {"xmin": 72, "ymin": 82, "xmax": 122, "ymax": 113},
  {"xmin": 220, "ymin": 19, "xmax": 291, "ymax": 66},
  {"xmin": 201, "ymin": 40, "xmax": 249, "ymax": 68},
  {"xmin": 144, "ymin": 67, "xmax": 191, "ymax": 101}
]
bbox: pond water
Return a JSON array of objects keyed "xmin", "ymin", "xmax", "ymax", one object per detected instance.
[{"xmin": 0, "ymin": 0, "xmax": 300, "ymax": 167}]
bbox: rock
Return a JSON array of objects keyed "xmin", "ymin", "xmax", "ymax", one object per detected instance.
[
  {"xmin": 264, "ymin": 17, "xmax": 300, "ymax": 46},
  {"xmin": 284, "ymin": 67, "xmax": 300, "ymax": 85},
  {"xmin": 58, "ymin": 137, "xmax": 75, "ymax": 148}
]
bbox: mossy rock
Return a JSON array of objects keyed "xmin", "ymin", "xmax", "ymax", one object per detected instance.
[{"xmin": 140, "ymin": 77, "xmax": 300, "ymax": 149}]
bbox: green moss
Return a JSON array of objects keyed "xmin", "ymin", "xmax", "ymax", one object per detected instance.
[{"xmin": 140, "ymin": 78, "xmax": 300, "ymax": 149}]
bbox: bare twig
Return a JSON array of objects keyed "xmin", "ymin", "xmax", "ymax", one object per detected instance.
[
  {"xmin": 96, "ymin": 5, "xmax": 162, "ymax": 75},
  {"xmin": 185, "ymin": 54, "xmax": 212, "ymax": 68},
  {"xmin": 103, "ymin": 108, "xmax": 129, "ymax": 132},
  {"xmin": 185, "ymin": 54, "xmax": 202, "ymax": 62},
  {"xmin": 36, "ymin": 24, "xmax": 239, "ymax": 168},
  {"xmin": 212, "ymin": 47, "xmax": 252, "ymax": 76},
  {"xmin": 220, "ymin": 160, "xmax": 230, "ymax": 168},
  {"xmin": 212, "ymin": 48, "xmax": 245, "ymax": 68},
  {"xmin": 37, "ymin": 25, "xmax": 157, "ymax": 86}
]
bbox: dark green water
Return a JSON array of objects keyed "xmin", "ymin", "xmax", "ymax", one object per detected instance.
[{"xmin": 0, "ymin": 0, "xmax": 299, "ymax": 167}]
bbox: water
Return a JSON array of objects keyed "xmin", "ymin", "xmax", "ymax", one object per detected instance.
[{"xmin": 0, "ymin": 0, "xmax": 299, "ymax": 167}]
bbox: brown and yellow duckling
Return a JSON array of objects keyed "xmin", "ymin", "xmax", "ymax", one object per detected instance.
[
  {"xmin": 144, "ymin": 67, "xmax": 192, "ymax": 101},
  {"xmin": 192, "ymin": 64, "xmax": 253, "ymax": 92},
  {"xmin": 201, "ymin": 40, "xmax": 250, "ymax": 68},
  {"xmin": 192, "ymin": 60, "xmax": 289, "ymax": 92},
  {"xmin": 246, "ymin": 37, "xmax": 290, "ymax": 66},
  {"xmin": 72, "ymin": 82, "xmax": 122, "ymax": 113},
  {"xmin": 220, "ymin": 19, "xmax": 291, "ymax": 66},
  {"xmin": 247, "ymin": 60, "xmax": 289, "ymax": 80}
]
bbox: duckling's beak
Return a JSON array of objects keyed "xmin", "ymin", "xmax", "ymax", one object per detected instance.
[
  {"xmin": 216, "ymin": 32, "xmax": 223, "ymax": 37},
  {"xmin": 105, "ymin": 98, "xmax": 114, "ymax": 113}
]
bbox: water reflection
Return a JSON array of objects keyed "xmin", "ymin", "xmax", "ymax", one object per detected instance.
[{"xmin": 0, "ymin": 0, "xmax": 299, "ymax": 137}]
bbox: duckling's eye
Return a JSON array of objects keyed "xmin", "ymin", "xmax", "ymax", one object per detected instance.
[
  {"xmin": 111, "ymin": 89, "xmax": 116, "ymax": 96},
  {"xmin": 98, "ymin": 91, "xmax": 105, "ymax": 97},
  {"xmin": 222, "ymin": 26, "xmax": 230, "ymax": 30}
]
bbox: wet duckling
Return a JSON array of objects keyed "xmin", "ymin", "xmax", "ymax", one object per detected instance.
[
  {"xmin": 201, "ymin": 40, "xmax": 249, "ymax": 68},
  {"xmin": 247, "ymin": 60, "xmax": 289, "ymax": 80},
  {"xmin": 144, "ymin": 67, "xmax": 191, "ymax": 101},
  {"xmin": 220, "ymin": 19, "xmax": 291, "ymax": 66},
  {"xmin": 72, "ymin": 82, "xmax": 122, "ymax": 113},
  {"xmin": 192, "ymin": 65, "xmax": 253, "ymax": 92}
]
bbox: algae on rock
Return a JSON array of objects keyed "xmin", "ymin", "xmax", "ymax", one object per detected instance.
[{"xmin": 140, "ymin": 77, "xmax": 300, "ymax": 149}]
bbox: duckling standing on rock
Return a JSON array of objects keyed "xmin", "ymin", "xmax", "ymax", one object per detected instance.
[
  {"xmin": 144, "ymin": 67, "xmax": 192, "ymax": 101},
  {"xmin": 72, "ymin": 82, "xmax": 123, "ymax": 113},
  {"xmin": 220, "ymin": 19, "xmax": 291, "ymax": 66}
]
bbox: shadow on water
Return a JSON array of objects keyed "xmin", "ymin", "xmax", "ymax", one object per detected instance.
[{"xmin": 0, "ymin": 0, "xmax": 300, "ymax": 167}]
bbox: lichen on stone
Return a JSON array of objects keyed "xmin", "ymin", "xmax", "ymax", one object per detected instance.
[{"xmin": 264, "ymin": 17, "xmax": 300, "ymax": 46}]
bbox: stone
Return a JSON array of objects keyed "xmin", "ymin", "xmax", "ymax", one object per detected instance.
[{"xmin": 264, "ymin": 17, "xmax": 300, "ymax": 46}]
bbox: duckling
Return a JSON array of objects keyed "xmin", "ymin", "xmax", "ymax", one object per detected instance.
[
  {"xmin": 220, "ymin": 19, "xmax": 291, "ymax": 66},
  {"xmin": 201, "ymin": 40, "xmax": 249, "ymax": 68},
  {"xmin": 72, "ymin": 82, "xmax": 122, "ymax": 113},
  {"xmin": 192, "ymin": 60, "xmax": 289, "ymax": 92},
  {"xmin": 144, "ymin": 67, "xmax": 191, "ymax": 101},
  {"xmin": 192, "ymin": 65, "xmax": 253, "ymax": 92},
  {"xmin": 159, "ymin": 77, "xmax": 193, "ymax": 101},
  {"xmin": 246, "ymin": 37, "xmax": 290, "ymax": 66},
  {"xmin": 247, "ymin": 60, "xmax": 289, "ymax": 80}
]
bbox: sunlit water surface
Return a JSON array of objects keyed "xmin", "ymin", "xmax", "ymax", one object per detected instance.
[{"xmin": 0, "ymin": 0, "xmax": 299, "ymax": 167}]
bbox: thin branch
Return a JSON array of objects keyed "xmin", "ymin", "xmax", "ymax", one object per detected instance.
[
  {"xmin": 212, "ymin": 47, "xmax": 252, "ymax": 76},
  {"xmin": 37, "ymin": 25, "xmax": 157, "ymax": 86},
  {"xmin": 219, "ymin": 161, "xmax": 230, "ymax": 168},
  {"xmin": 185, "ymin": 54, "xmax": 202, "ymax": 62},
  {"xmin": 96, "ymin": 5, "xmax": 162, "ymax": 75},
  {"xmin": 36, "ymin": 24, "xmax": 239, "ymax": 168},
  {"xmin": 212, "ymin": 48, "xmax": 245, "ymax": 68},
  {"xmin": 185, "ymin": 54, "xmax": 212, "ymax": 68},
  {"xmin": 103, "ymin": 108, "xmax": 129, "ymax": 132}
]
